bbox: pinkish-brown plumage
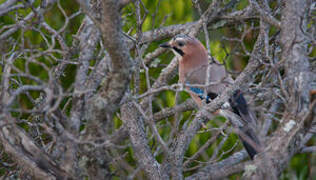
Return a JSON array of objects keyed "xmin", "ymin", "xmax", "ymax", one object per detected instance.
[
  {"xmin": 160, "ymin": 34, "xmax": 261, "ymax": 159},
  {"xmin": 167, "ymin": 36, "xmax": 233, "ymax": 102},
  {"xmin": 177, "ymin": 38, "xmax": 208, "ymax": 83}
]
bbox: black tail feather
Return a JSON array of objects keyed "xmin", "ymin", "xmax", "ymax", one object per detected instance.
[
  {"xmin": 229, "ymin": 90, "xmax": 249, "ymax": 117},
  {"xmin": 229, "ymin": 90, "xmax": 261, "ymax": 159},
  {"xmin": 239, "ymin": 128, "xmax": 260, "ymax": 160},
  {"xmin": 240, "ymin": 137, "xmax": 257, "ymax": 160}
]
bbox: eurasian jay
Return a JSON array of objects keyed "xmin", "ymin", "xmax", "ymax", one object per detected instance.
[{"xmin": 160, "ymin": 34, "xmax": 261, "ymax": 159}]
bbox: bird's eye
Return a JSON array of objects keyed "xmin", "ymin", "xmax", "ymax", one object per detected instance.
[{"xmin": 178, "ymin": 42, "xmax": 184, "ymax": 47}]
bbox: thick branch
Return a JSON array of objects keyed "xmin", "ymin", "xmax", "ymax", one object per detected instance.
[
  {"xmin": 121, "ymin": 102, "xmax": 168, "ymax": 179},
  {"xmin": 246, "ymin": 0, "xmax": 311, "ymax": 179},
  {"xmin": 0, "ymin": 115, "xmax": 72, "ymax": 179},
  {"xmin": 96, "ymin": 0, "xmax": 133, "ymax": 113}
]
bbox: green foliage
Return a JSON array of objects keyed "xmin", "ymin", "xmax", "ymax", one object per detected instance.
[
  {"xmin": 1, "ymin": 0, "xmax": 313, "ymax": 178},
  {"xmin": 210, "ymin": 40, "xmax": 228, "ymax": 62}
]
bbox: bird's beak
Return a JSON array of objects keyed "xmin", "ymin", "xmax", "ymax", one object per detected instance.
[{"xmin": 160, "ymin": 42, "xmax": 171, "ymax": 48}]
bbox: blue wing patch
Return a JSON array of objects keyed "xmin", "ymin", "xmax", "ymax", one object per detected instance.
[
  {"xmin": 189, "ymin": 87, "xmax": 211, "ymax": 103},
  {"xmin": 190, "ymin": 87, "xmax": 204, "ymax": 96}
]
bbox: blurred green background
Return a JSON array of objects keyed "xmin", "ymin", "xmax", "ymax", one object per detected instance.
[{"xmin": 0, "ymin": 0, "xmax": 315, "ymax": 179}]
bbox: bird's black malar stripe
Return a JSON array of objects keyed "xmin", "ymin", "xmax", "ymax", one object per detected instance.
[{"xmin": 173, "ymin": 47, "xmax": 184, "ymax": 56}]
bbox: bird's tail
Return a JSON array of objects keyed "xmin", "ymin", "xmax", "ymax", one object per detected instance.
[
  {"xmin": 238, "ymin": 127, "xmax": 260, "ymax": 159},
  {"xmin": 229, "ymin": 90, "xmax": 261, "ymax": 159}
]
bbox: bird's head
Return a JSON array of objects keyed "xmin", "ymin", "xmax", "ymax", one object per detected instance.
[{"xmin": 160, "ymin": 34, "xmax": 207, "ymax": 60}]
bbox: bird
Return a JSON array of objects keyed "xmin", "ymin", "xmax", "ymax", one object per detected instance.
[{"xmin": 160, "ymin": 34, "xmax": 261, "ymax": 159}]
